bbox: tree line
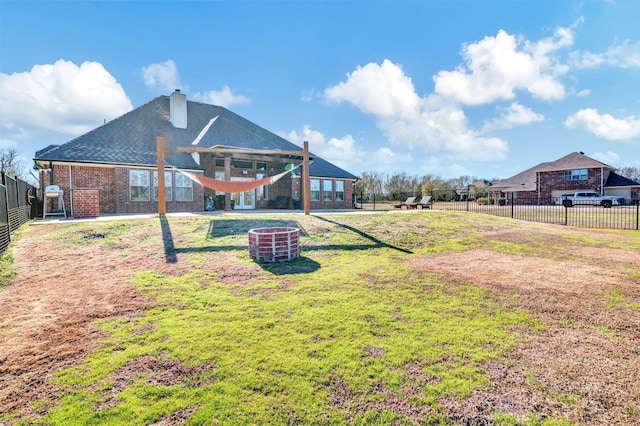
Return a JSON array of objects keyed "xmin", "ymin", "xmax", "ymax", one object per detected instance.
[
  {"xmin": 354, "ymin": 171, "xmax": 486, "ymax": 200},
  {"xmin": 354, "ymin": 167, "xmax": 640, "ymax": 201}
]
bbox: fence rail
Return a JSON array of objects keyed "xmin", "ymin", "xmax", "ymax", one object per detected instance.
[
  {"xmin": 1, "ymin": 173, "xmax": 38, "ymax": 255},
  {"xmin": 354, "ymin": 191, "xmax": 640, "ymax": 231}
]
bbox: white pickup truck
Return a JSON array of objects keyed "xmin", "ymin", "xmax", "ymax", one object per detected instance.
[{"xmin": 558, "ymin": 191, "xmax": 619, "ymax": 208}]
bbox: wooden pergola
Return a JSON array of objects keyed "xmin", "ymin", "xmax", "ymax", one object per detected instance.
[{"xmin": 156, "ymin": 137, "xmax": 314, "ymax": 215}]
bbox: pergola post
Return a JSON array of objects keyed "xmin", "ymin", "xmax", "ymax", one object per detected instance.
[
  {"xmin": 156, "ymin": 136, "xmax": 167, "ymax": 217},
  {"xmin": 224, "ymin": 156, "xmax": 232, "ymax": 211},
  {"xmin": 303, "ymin": 141, "xmax": 310, "ymax": 215}
]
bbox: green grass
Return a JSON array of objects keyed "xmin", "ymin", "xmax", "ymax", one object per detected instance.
[
  {"xmin": 0, "ymin": 250, "xmax": 16, "ymax": 288},
  {"xmin": 9, "ymin": 211, "xmax": 639, "ymax": 425}
]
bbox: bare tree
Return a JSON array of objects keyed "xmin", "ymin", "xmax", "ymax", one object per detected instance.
[
  {"xmin": 355, "ymin": 171, "xmax": 386, "ymax": 198},
  {"xmin": 385, "ymin": 172, "xmax": 420, "ymax": 199},
  {"xmin": 618, "ymin": 166, "xmax": 640, "ymax": 182},
  {"xmin": 0, "ymin": 148, "xmax": 37, "ymax": 185},
  {"xmin": 0, "ymin": 148, "xmax": 22, "ymax": 176}
]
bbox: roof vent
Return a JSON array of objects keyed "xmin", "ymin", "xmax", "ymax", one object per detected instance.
[{"xmin": 170, "ymin": 90, "xmax": 187, "ymax": 129}]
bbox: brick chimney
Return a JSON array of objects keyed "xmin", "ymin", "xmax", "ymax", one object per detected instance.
[{"xmin": 170, "ymin": 89, "xmax": 187, "ymax": 129}]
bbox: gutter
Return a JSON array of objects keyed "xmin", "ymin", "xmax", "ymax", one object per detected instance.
[{"xmin": 69, "ymin": 165, "xmax": 74, "ymax": 217}]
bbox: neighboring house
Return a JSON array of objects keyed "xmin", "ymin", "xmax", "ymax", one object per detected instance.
[
  {"xmin": 490, "ymin": 152, "xmax": 640, "ymax": 204},
  {"xmin": 34, "ymin": 90, "xmax": 358, "ymax": 217}
]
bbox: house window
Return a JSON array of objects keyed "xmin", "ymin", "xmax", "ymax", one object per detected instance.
[
  {"xmin": 215, "ymin": 171, "xmax": 226, "ymax": 194},
  {"xmin": 256, "ymin": 173, "xmax": 268, "ymax": 200},
  {"xmin": 335, "ymin": 180, "xmax": 345, "ymax": 201},
  {"xmin": 153, "ymin": 171, "xmax": 173, "ymax": 201},
  {"xmin": 175, "ymin": 172, "xmax": 193, "ymax": 201},
  {"xmin": 323, "ymin": 180, "xmax": 333, "ymax": 201},
  {"xmin": 310, "ymin": 179, "xmax": 320, "ymax": 201},
  {"xmin": 256, "ymin": 162, "xmax": 267, "ymax": 171},
  {"xmin": 564, "ymin": 169, "xmax": 588, "ymax": 181},
  {"xmin": 231, "ymin": 159, "xmax": 253, "ymax": 169},
  {"xmin": 129, "ymin": 170, "xmax": 150, "ymax": 201},
  {"xmin": 215, "ymin": 159, "xmax": 225, "ymax": 167}
]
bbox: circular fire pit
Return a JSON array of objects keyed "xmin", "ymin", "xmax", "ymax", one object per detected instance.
[{"xmin": 248, "ymin": 227, "xmax": 300, "ymax": 262}]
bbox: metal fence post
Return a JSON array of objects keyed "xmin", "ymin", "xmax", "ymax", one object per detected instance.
[{"xmin": 511, "ymin": 192, "xmax": 515, "ymax": 218}]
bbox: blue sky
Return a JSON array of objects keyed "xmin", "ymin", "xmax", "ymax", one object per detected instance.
[{"xmin": 1, "ymin": 0, "xmax": 639, "ymax": 180}]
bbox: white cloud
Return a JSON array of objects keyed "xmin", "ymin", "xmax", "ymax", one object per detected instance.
[
  {"xmin": 370, "ymin": 147, "xmax": 413, "ymax": 165},
  {"xmin": 482, "ymin": 102, "xmax": 544, "ymax": 132},
  {"xmin": 0, "ymin": 59, "xmax": 132, "ymax": 142},
  {"xmin": 565, "ymin": 108, "xmax": 640, "ymax": 141},
  {"xmin": 576, "ymin": 89, "xmax": 591, "ymax": 97},
  {"xmin": 568, "ymin": 50, "xmax": 605, "ymax": 68},
  {"xmin": 193, "ymin": 86, "xmax": 250, "ymax": 108},
  {"xmin": 285, "ymin": 125, "xmax": 412, "ymax": 173},
  {"xmin": 286, "ymin": 125, "xmax": 359, "ymax": 170},
  {"xmin": 324, "ymin": 59, "xmax": 420, "ymax": 118},
  {"xmin": 142, "ymin": 60, "xmax": 181, "ymax": 91},
  {"xmin": 570, "ymin": 40, "xmax": 640, "ymax": 69},
  {"xmin": 434, "ymin": 28, "xmax": 571, "ymax": 104},
  {"xmin": 324, "ymin": 60, "xmax": 510, "ymax": 161},
  {"xmin": 416, "ymin": 156, "xmax": 474, "ymax": 179},
  {"xmin": 300, "ymin": 88, "xmax": 316, "ymax": 102},
  {"xmin": 603, "ymin": 40, "xmax": 640, "ymax": 69},
  {"xmin": 590, "ymin": 151, "xmax": 621, "ymax": 168}
]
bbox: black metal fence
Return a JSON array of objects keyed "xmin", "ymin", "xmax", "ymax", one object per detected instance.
[
  {"xmin": 354, "ymin": 190, "xmax": 640, "ymax": 231},
  {"xmin": 1, "ymin": 173, "xmax": 39, "ymax": 255}
]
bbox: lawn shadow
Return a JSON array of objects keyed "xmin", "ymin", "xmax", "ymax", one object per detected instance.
[
  {"xmin": 206, "ymin": 219, "xmax": 309, "ymax": 238},
  {"xmin": 159, "ymin": 216, "xmax": 177, "ymax": 263},
  {"xmin": 254, "ymin": 256, "xmax": 321, "ymax": 275},
  {"xmin": 312, "ymin": 215, "xmax": 413, "ymax": 254}
]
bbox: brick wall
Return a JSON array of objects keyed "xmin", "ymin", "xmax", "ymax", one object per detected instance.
[
  {"xmin": 48, "ymin": 165, "xmax": 116, "ymax": 214},
  {"xmin": 309, "ymin": 178, "xmax": 355, "ymax": 209},
  {"xmin": 539, "ymin": 169, "xmax": 610, "ymax": 199},
  {"xmin": 47, "ymin": 164, "xmax": 203, "ymax": 216},
  {"xmin": 72, "ymin": 189, "xmax": 100, "ymax": 218},
  {"xmin": 115, "ymin": 167, "xmax": 204, "ymax": 214}
]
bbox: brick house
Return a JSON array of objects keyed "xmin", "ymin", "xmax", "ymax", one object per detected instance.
[
  {"xmin": 489, "ymin": 152, "xmax": 640, "ymax": 204},
  {"xmin": 34, "ymin": 91, "xmax": 358, "ymax": 217}
]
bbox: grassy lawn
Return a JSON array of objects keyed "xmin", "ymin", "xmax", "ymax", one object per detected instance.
[{"xmin": 2, "ymin": 211, "xmax": 639, "ymax": 425}]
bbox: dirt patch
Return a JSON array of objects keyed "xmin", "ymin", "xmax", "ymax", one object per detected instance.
[
  {"xmin": 413, "ymin": 243, "xmax": 640, "ymax": 425},
  {"xmin": 0, "ymin": 220, "xmax": 258, "ymax": 422},
  {"xmin": 0, "ymin": 224, "xmax": 161, "ymax": 420}
]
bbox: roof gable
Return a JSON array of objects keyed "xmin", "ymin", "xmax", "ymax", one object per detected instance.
[{"xmin": 541, "ymin": 152, "xmax": 615, "ymax": 171}]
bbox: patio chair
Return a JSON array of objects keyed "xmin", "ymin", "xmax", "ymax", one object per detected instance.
[
  {"xmin": 393, "ymin": 196, "xmax": 416, "ymax": 209},
  {"xmin": 415, "ymin": 196, "xmax": 433, "ymax": 209}
]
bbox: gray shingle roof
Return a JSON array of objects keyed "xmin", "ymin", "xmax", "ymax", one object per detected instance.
[
  {"xmin": 491, "ymin": 152, "xmax": 618, "ymax": 192},
  {"xmin": 606, "ymin": 171, "xmax": 639, "ymax": 187},
  {"xmin": 34, "ymin": 94, "xmax": 358, "ymax": 179},
  {"xmin": 309, "ymin": 157, "xmax": 358, "ymax": 180}
]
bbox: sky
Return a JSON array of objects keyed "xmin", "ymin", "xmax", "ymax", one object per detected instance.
[{"xmin": 1, "ymin": 0, "xmax": 639, "ymax": 181}]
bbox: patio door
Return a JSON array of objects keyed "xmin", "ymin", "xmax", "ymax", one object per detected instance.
[{"xmin": 231, "ymin": 177, "xmax": 255, "ymax": 210}]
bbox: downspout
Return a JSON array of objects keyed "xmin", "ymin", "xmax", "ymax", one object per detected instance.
[
  {"xmin": 69, "ymin": 165, "xmax": 74, "ymax": 217},
  {"xmin": 601, "ymin": 167, "xmax": 604, "ymax": 194}
]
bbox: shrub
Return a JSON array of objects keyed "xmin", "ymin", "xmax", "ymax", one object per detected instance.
[{"xmin": 476, "ymin": 197, "xmax": 488, "ymax": 205}]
